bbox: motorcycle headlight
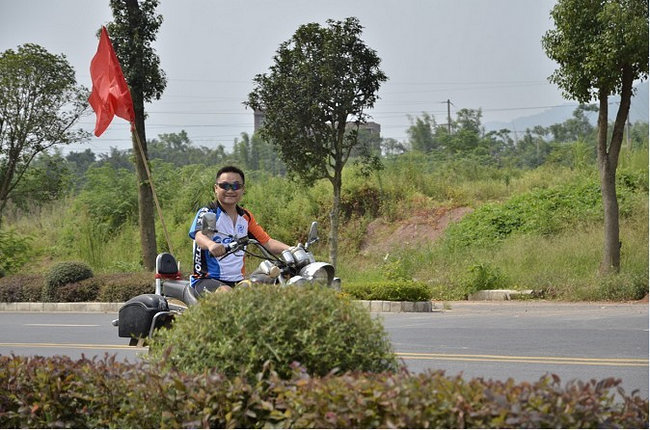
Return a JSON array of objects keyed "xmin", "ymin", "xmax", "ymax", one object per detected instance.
[
  {"xmin": 291, "ymin": 248, "xmax": 308, "ymax": 267},
  {"xmin": 291, "ymin": 247, "xmax": 315, "ymax": 268},
  {"xmin": 299, "ymin": 262, "xmax": 335, "ymax": 286}
]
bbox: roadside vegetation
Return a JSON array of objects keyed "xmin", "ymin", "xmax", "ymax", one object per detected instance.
[{"xmin": 0, "ymin": 118, "xmax": 647, "ymax": 302}]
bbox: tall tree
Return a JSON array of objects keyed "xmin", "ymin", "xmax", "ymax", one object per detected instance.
[
  {"xmin": 106, "ymin": 0, "xmax": 167, "ymax": 270},
  {"xmin": 0, "ymin": 44, "xmax": 88, "ymax": 224},
  {"xmin": 406, "ymin": 112, "xmax": 438, "ymax": 153},
  {"xmin": 543, "ymin": 0, "xmax": 648, "ymax": 273},
  {"xmin": 246, "ymin": 17, "xmax": 386, "ymax": 268}
]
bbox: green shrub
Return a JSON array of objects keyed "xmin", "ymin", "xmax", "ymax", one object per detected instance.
[
  {"xmin": 147, "ymin": 285, "xmax": 398, "ymax": 380},
  {"xmin": 50, "ymin": 278, "xmax": 101, "ymax": 302},
  {"xmin": 344, "ymin": 280, "xmax": 432, "ymax": 301},
  {"xmin": 592, "ymin": 271, "xmax": 649, "ymax": 301},
  {"xmin": 463, "ymin": 262, "xmax": 508, "ymax": 294},
  {"xmin": 0, "ymin": 228, "xmax": 33, "ymax": 276},
  {"xmin": 42, "ymin": 261, "xmax": 94, "ymax": 302},
  {"xmin": 380, "ymin": 256, "xmax": 411, "ymax": 281},
  {"xmin": 0, "ymin": 355, "xmax": 647, "ymax": 429},
  {"xmin": 96, "ymin": 272, "xmax": 154, "ymax": 302},
  {"xmin": 0, "ymin": 274, "xmax": 44, "ymax": 302}
]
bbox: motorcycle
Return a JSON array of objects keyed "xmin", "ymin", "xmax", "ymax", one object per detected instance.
[{"xmin": 112, "ymin": 215, "xmax": 340, "ymax": 345}]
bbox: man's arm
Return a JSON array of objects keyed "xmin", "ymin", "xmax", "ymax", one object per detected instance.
[
  {"xmin": 195, "ymin": 230, "xmax": 227, "ymax": 257},
  {"xmin": 263, "ymin": 238, "xmax": 290, "ymax": 254}
]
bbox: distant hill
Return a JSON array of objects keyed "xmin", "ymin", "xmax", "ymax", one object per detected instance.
[{"xmin": 485, "ymin": 81, "xmax": 649, "ymax": 133}]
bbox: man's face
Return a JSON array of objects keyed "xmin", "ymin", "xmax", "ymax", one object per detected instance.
[{"xmin": 214, "ymin": 172, "xmax": 245, "ymax": 206}]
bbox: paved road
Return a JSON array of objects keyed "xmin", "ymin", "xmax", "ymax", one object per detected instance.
[
  {"xmin": 0, "ymin": 301, "xmax": 647, "ymax": 398},
  {"xmin": 379, "ymin": 301, "xmax": 648, "ymax": 398}
]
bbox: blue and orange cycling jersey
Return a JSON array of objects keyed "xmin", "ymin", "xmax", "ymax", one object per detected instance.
[{"xmin": 188, "ymin": 202, "xmax": 270, "ymax": 286}]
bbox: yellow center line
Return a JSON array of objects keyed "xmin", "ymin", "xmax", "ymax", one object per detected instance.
[
  {"xmin": 397, "ymin": 352, "xmax": 648, "ymax": 367},
  {"xmin": 25, "ymin": 324, "xmax": 100, "ymax": 327}
]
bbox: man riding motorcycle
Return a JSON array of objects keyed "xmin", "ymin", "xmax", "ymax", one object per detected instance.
[{"xmin": 189, "ymin": 165, "xmax": 290, "ymax": 295}]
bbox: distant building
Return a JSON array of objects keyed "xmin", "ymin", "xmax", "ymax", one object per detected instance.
[
  {"xmin": 253, "ymin": 109, "xmax": 380, "ymax": 135},
  {"xmin": 357, "ymin": 121, "xmax": 380, "ymax": 135},
  {"xmin": 253, "ymin": 109, "xmax": 266, "ymax": 133}
]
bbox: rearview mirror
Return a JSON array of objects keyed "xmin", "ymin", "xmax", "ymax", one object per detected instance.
[
  {"xmin": 305, "ymin": 221, "xmax": 319, "ymax": 250},
  {"xmin": 201, "ymin": 212, "xmax": 217, "ymax": 236}
]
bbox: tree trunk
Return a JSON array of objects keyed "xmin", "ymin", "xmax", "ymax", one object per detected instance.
[
  {"xmin": 125, "ymin": 0, "xmax": 156, "ymax": 271},
  {"xmin": 0, "ymin": 154, "xmax": 16, "ymax": 226},
  {"xmin": 596, "ymin": 68, "xmax": 632, "ymax": 274},
  {"xmin": 131, "ymin": 97, "xmax": 157, "ymax": 271},
  {"xmin": 328, "ymin": 166, "xmax": 342, "ymax": 269}
]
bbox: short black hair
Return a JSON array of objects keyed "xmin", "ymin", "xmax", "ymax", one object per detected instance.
[{"xmin": 216, "ymin": 165, "xmax": 245, "ymax": 184}]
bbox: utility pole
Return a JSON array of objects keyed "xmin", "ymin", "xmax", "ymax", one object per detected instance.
[
  {"xmin": 441, "ymin": 99, "xmax": 453, "ymax": 133},
  {"xmin": 446, "ymin": 99, "xmax": 452, "ymax": 134}
]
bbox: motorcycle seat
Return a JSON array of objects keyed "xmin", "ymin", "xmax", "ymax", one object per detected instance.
[{"xmin": 156, "ymin": 252, "xmax": 182, "ymax": 279}]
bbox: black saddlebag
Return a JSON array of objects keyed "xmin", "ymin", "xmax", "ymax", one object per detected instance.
[{"xmin": 118, "ymin": 293, "xmax": 170, "ymax": 338}]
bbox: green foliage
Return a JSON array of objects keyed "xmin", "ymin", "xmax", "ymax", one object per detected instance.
[
  {"xmin": 0, "ymin": 43, "xmax": 88, "ymax": 221},
  {"xmin": 42, "ymin": 262, "xmax": 94, "ymax": 302},
  {"xmin": 247, "ymin": 17, "xmax": 386, "ymax": 186},
  {"xmin": 147, "ymin": 285, "xmax": 398, "ymax": 380},
  {"xmin": 0, "ymin": 271, "xmax": 153, "ymax": 303},
  {"xmin": 106, "ymin": 0, "xmax": 166, "ymax": 102},
  {"xmin": 75, "ymin": 165, "xmax": 137, "ymax": 229},
  {"xmin": 543, "ymin": 0, "xmax": 648, "ymax": 103},
  {"xmin": 50, "ymin": 277, "xmax": 101, "ymax": 303},
  {"xmin": 343, "ymin": 280, "xmax": 432, "ymax": 302},
  {"xmin": 573, "ymin": 270, "xmax": 650, "ymax": 302},
  {"xmin": 444, "ymin": 177, "xmax": 605, "ymax": 249},
  {"xmin": 8, "ymin": 150, "xmax": 74, "ymax": 212},
  {"xmin": 0, "ymin": 355, "xmax": 647, "ymax": 429},
  {"xmin": 95, "ymin": 272, "xmax": 153, "ymax": 302},
  {"xmin": 463, "ymin": 263, "xmax": 508, "ymax": 294},
  {"xmin": 0, "ymin": 228, "xmax": 32, "ymax": 276},
  {"xmin": 241, "ymin": 173, "xmax": 320, "ymax": 244},
  {"xmin": 380, "ymin": 256, "xmax": 411, "ymax": 281}
]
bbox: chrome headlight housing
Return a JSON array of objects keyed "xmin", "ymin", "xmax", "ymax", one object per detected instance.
[
  {"xmin": 291, "ymin": 247, "xmax": 315, "ymax": 269},
  {"xmin": 286, "ymin": 275, "xmax": 309, "ymax": 286},
  {"xmin": 299, "ymin": 262, "xmax": 335, "ymax": 286}
]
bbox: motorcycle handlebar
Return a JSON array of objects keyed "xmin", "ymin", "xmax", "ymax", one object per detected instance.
[{"xmin": 220, "ymin": 237, "xmax": 281, "ymax": 264}]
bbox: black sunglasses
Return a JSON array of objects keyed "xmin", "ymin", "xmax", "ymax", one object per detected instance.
[{"xmin": 216, "ymin": 182, "xmax": 243, "ymax": 191}]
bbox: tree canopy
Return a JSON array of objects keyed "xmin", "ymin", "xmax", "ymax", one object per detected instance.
[
  {"xmin": 246, "ymin": 17, "xmax": 387, "ymax": 267},
  {"xmin": 0, "ymin": 43, "xmax": 88, "ymax": 223},
  {"xmin": 542, "ymin": 0, "xmax": 649, "ymax": 272}
]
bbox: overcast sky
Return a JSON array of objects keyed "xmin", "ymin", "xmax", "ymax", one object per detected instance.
[{"xmin": 0, "ymin": 0, "xmax": 568, "ymax": 154}]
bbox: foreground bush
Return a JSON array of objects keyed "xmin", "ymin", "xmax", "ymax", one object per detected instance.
[
  {"xmin": 147, "ymin": 285, "xmax": 399, "ymax": 379},
  {"xmin": 0, "ymin": 355, "xmax": 647, "ymax": 428}
]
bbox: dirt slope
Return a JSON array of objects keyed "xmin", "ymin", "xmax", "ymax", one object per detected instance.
[{"xmin": 359, "ymin": 206, "xmax": 473, "ymax": 255}]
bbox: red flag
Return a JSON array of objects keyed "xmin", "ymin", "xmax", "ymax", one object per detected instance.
[{"xmin": 88, "ymin": 26, "xmax": 135, "ymax": 137}]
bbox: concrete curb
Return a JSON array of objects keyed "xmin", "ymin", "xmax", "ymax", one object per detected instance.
[
  {"xmin": 0, "ymin": 300, "xmax": 442, "ymax": 313},
  {"xmin": 0, "ymin": 290, "xmax": 535, "ymax": 313},
  {"xmin": 467, "ymin": 289, "xmax": 534, "ymax": 301}
]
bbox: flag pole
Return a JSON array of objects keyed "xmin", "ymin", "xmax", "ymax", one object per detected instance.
[{"xmin": 131, "ymin": 123, "xmax": 175, "ymax": 257}]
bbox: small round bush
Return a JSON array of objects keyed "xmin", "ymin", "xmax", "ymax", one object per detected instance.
[
  {"xmin": 42, "ymin": 261, "xmax": 94, "ymax": 302},
  {"xmin": 147, "ymin": 285, "xmax": 399, "ymax": 379}
]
